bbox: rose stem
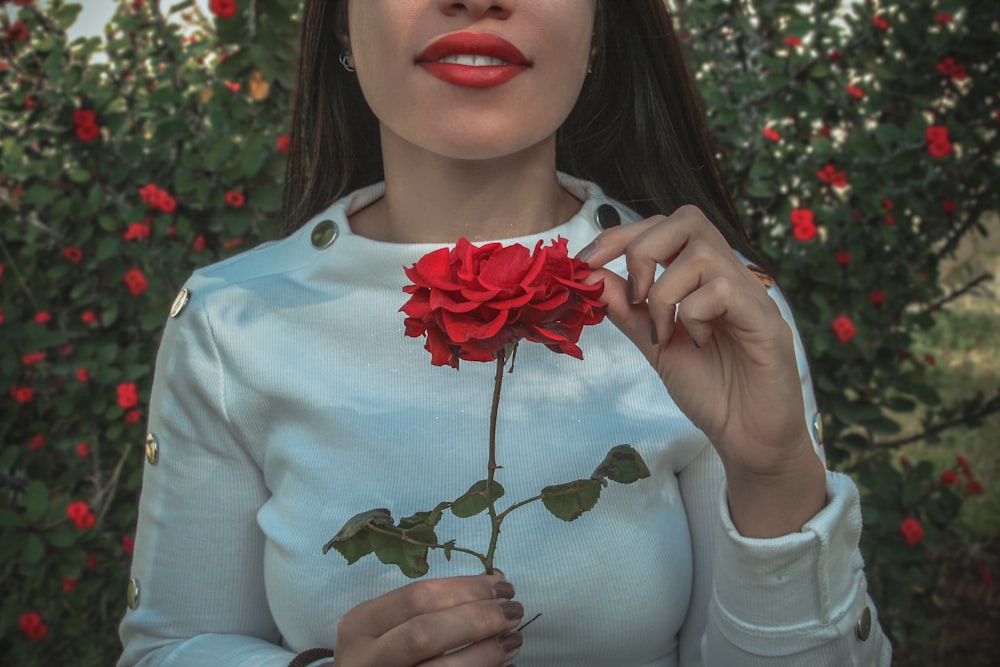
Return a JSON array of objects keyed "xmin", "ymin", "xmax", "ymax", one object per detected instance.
[{"xmin": 483, "ymin": 349, "xmax": 507, "ymax": 574}]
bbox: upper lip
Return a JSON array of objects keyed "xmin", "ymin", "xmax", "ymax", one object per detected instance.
[{"xmin": 416, "ymin": 32, "xmax": 530, "ymax": 65}]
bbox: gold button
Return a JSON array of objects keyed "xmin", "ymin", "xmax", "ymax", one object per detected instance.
[
  {"xmin": 813, "ymin": 412, "xmax": 824, "ymax": 446},
  {"xmin": 169, "ymin": 288, "xmax": 190, "ymax": 318},
  {"xmin": 311, "ymin": 219, "xmax": 339, "ymax": 248},
  {"xmin": 856, "ymin": 604, "xmax": 872, "ymax": 640},
  {"xmin": 127, "ymin": 578, "xmax": 141, "ymax": 610},
  {"xmin": 145, "ymin": 433, "xmax": 159, "ymax": 465}
]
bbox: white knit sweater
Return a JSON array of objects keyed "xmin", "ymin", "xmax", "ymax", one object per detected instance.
[{"xmin": 118, "ymin": 175, "xmax": 891, "ymax": 667}]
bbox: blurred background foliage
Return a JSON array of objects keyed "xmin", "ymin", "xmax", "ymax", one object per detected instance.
[{"xmin": 1, "ymin": 0, "xmax": 997, "ymax": 664}]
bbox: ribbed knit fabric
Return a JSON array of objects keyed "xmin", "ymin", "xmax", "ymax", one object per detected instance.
[{"xmin": 118, "ymin": 175, "xmax": 890, "ymax": 667}]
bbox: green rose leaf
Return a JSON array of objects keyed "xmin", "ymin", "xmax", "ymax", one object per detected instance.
[
  {"xmin": 24, "ymin": 482, "xmax": 49, "ymax": 522},
  {"xmin": 451, "ymin": 480, "xmax": 505, "ymax": 518},
  {"xmin": 322, "ymin": 508, "xmax": 393, "ymax": 564},
  {"xmin": 540, "ymin": 479, "xmax": 603, "ymax": 522},
  {"xmin": 398, "ymin": 502, "xmax": 451, "ymax": 531},
  {"xmin": 369, "ymin": 523, "xmax": 436, "ymax": 579},
  {"xmin": 591, "ymin": 445, "xmax": 651, "ymax": 485}
]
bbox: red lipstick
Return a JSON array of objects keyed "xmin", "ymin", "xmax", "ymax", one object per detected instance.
[{"xmin": 417, "ymin": 32, "xmax": 530, "ymax": 89}]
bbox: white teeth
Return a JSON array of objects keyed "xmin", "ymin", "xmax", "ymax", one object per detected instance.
[{"xmin": 437, "ymin": 54, "xmax": 508, "ymax": 66}]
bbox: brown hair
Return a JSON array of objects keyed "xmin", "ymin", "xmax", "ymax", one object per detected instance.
[{"xmin": 281, "ymin": 0, "xmax": 761, "ymax": 264}]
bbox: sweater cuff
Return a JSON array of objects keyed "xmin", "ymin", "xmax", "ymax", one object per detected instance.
[{"xmin": 710, "ymin": 471, "xmax": 870, "ymax": 654}]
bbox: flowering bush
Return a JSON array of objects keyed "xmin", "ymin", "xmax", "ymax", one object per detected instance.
[{"xmin": 0, "ymin": 0, "xmax": 996, "ymax": 663}]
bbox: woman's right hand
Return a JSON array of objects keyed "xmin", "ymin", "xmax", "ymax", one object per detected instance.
[{"xmin": 333, "ymin": 573, "xmax": 524, "ymax": 666}]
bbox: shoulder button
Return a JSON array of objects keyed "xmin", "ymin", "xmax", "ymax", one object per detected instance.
[
  {"xmin": 311, "ymin": 219, "xmax": 339, "ymax": 249},
  {"xmin": 595, "ymin": 204, "xmax": 621, "ymax": 230}
]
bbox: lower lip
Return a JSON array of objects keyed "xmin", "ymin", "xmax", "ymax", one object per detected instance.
[{"xmin": 419, "ymin": 62, "xmax": 528, "ymax": 89}]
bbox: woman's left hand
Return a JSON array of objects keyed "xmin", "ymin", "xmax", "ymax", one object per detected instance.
[{"xmin": 578, "ymin": 205, "xmax": 826, "ymax": 536}]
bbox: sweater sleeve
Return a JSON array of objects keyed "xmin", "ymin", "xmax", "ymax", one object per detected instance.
[
  {"xmin": 117, "ymin": 288, "xmax": 295, "ymax": 667},
  {"xmin": 676, "ymin": 286, "xmax": 892, "ymax": 666}
]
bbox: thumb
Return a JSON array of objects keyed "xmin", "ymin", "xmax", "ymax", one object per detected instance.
[{"xmin": 591, "ymin": 269, "xmax": 664, "ymax": 363}]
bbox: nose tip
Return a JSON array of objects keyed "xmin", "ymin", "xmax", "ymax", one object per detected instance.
[{"xmin": 441, "ymin": 1, "xmax": 513, "ymax": 20}]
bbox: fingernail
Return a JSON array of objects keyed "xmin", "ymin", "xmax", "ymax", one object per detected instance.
[
  {"xmin": 493, "ymin": 581, "xmax": 515, "ymax": 599},
  {"xmin": 649, "ymin": 319, "xmax": 659, "ymax": 346},
  {"xmin": 500, "ymin": 631, "xmax": 523, "ymax": 653},
  {"xmin": 500, "ymin": 601, "xmax": 524, "ymax": 621},
  {"xmin": 628, "ymin": 275, "xmax": 640, "ymax": 304},
  {"xmin": 575, "ymin": 240, "xmax": 598, "ymax": 262}
]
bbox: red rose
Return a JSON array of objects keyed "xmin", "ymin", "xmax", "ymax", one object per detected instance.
[
  {"xmin": 11, "ymin": 385, "xmax": 34, "ymax": 403},
  {"xmin": 869, "ymin": 290, "xmax": 886, "ymax": 305},
  {"xmin": 76, "ymin": 443, "xmax": 90, "ymax": 457},
  {"xmin": 783, "ymin": 36, "xmax": 801, "ymax": 47},
  {"xmin": 847, "ymin": 84, "xmax": 864, "ymax": 100},
  {"xmin": 835, "ymin": 251, "xmax": 852, "ymax": 266},
  {"xmin": 62, "ymin": 577, "xmax": 78, "ymax": 593},
  {"xmin": 67, "ymin": 501, "xmax": 95, "ymax": 530},
  {"xmin": 789, "ymin": 209, "xmax": 816, "ymax": 241},
  {"xmin": 817, "ymin": 164, "xmax": 847, "ymax": 188},
  {"xmin": 18, "ymin": 612, "xmax": 47, "ymax": 640},
  {"xmin": 124, "ymin": 409, "xmax": 142, "ymax": 424},
  {"xmin": 401, "ymin": 237, "xmax": 606, "ymax": 368},
  {"xmin": 831, "ymin": 315, "xmax": 856, "ymax": 343},
  {"xmin": 935, "ymin": 13, "xmax": 953, "ymax": 24},
  {"xmin": 966, "ymin": 479, "xmax": 983, "ymax": 495},
  {"xmin": 72, "ymin": 109, "xmax": 95, "ymax": 126},
  {"xmin": 941, "ymin": 199, "xmax": 957, "ymax": 213},
  {"xmin": 123, "ymin": 222, "xmax": 151, "ymax": 240},
  {"xmin": 117, "ymin": 382, "xmax": 139, "ymax": 409},
  {"xmin": 276, "ymin": 134, "xmax": 291, "ymax": 153},
  {"xmin": 5, "ymin": 21, "xmax": 28, "ymax": 44},
  {"xmin": 122, "ymin": 535, "xmax": 135, "ymax": 554},
  {"xmin": 63, "ymin": 246, "xmax": 84, "ymax": 262},
  {"xmin": 940, "ymin": 470, "xmax": 958, "ymax": 486},
  {"xmin": 762, "ymin": 126, "xmax": 780, "ymax": 143},
  {"xmin": 76, "ymin": 368, "xmax": 89, "ymax": 382},
  {"xmin": 124, "ymin": 268, "xmax": 148, "ymax": 296},
  {"xmin": 899, "ymin": 517, "xmax": 924, "ymax": 545},
  {"xmin": 75, "ymin": 122, "xmax": 99, "ymax": 142},
  {"xmin": 925, "ymin": 125, "xmax": 949, "ymax": 143},
  {"xmin": 35, "ymin": 311, "xmax": 52, "ymax": 324},
  {"xmin": 193, "ymin": 235, "xmax": 206, "ymax": 252},
  {"xmin": 937, "ymin": 57, "xmax": 967, "ymax": 81},
  {"xmin": 81, "ymin": 310, "xmax": 98, "ymax": 324},
  {"xmin": 29, "ymin": 434, "xmax": 46, "ymax": 451},
  {"xmin": 209, "ymin": 0, "xmax": 238, "ymax": 19},
  {"xmin": 225, "ymin": 190, "xmax": 245, "ymax": 207},
  {"xmin": 928, "ymin": 140, "xmax": 952, "ymax": 158},
  {"xmin": 871, "ymin": 16, "xmax": 888, "ymax": 32},
  {"xmin": 21, "ymin": 351, "xmax": 45, "ymax": 366}
]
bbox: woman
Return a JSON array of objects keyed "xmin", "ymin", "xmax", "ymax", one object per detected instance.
[{"xmin": 119, "ymin": 1, "xmax": 891, "ymax": 666}]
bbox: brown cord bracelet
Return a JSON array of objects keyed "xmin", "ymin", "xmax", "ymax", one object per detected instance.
[{"xmin": 286, "ymin": 648, "xmax": 335, "ymax": 667}]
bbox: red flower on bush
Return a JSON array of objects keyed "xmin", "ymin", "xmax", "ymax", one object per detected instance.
[
  {"xmin": 831, "ymin": 315, "xmax": 856, "ymax": 343},
  {"xmin": 899, "ymin": 517, "xmax": 925, "ymax": 545},
  {"xmin": 76, "ymin": 443, "xmax": 90, "ymax": 457},
  {"xmin": 67, "ymin": 501, "xmax": 96, "ymax": 530},
  {"xmin": 122, "ymin": 535, "xmax": 135, "ymax": 555},
  {"xmin": 966, "ymin": 479, "xmax": 983, "ymax": 495},
  {"xmin": 871, "ymin": 16, "xmax": 889, "ymax": 32},
  {"xmin": 223, "ymin": 237, "xmax": 244, "ymax": 249},
  {"xmin": 763, "ymin": 126, "xmax": 780, "ymax": 142},
  {"xmin": 835, "ymin": 251, "xmax": 852, "ymax": 266},
  {"xmin": 11, "ymin": 385, "xmax": 34, "ymax": 403},
  {"xmin": 957, "ymin": 455, "xmax": 974, "ymax": 478},
  {"xmin": 817, "ymin": 164, "xmax": 847, "ymax": 188},
  {"xmin": 124, "ymin": 268, "xmax": 148, "ymax": 296},
  {"xmin": 937, "ymin": 57, "xmax": 968, "ymax": 81},
  {"xmin": 35, "ymin": 311, "xmax": 51, "ymax": 324},
  {"xmin": 942, "ymin": 199, "xmax": 957, "ymax": 213},
  {"xmin": 401, "ymin": 237, "xmax": 606, "ymax": 368},
  {"xmin": 139, "ymin": 183, "xmax": 177, "ymax": 214},
  {"xmin": 72, "ymin": 108, "xmax": 100, "ymax": 142},
  {"xmin": 22, "ymin": 351, "xmax": 45, "ymax": 366},
  {"xmin": 5, "ymin": 21, "xmax": 29, "ymax": 44},
  {"xmin": 941, "ymin": 469, "xmax": 959, "ymax": 486},
  {"xmin": 935, "ymin": 13, "xmax": 954, "ymax": 24},
  {"xmin": 870, "ymin": 290, "xmax": 886, "ymax": 305},
  {"xmin": 193, "ymin": 234, "xmax": 206, "ymax": 252},
  {"xmin": 276, "ymin": 134, "xmax": 291, "ymax": 153},
  {"xmin": 783, "ymin": 35, "xmax": 802, "ymax": 47},
  {"xmin": 81, "ymin": 310, "xmax": 98, "ymax": 324},
  {"xmin": 76, "ymin": 367, "xmax": 89, "ymax": 382},
  {"xmin": 209, "ymin": 0, "xmax": 238, "ymax": 19},
  {"xmin": 18, "ymin": 612, "xmax": 47, "ymax": 640},
  {"xmin": 117, "ymin": 382, "xmax": 139, "ymax": 409},
  {"xmin": 75, "ymin": 123, "xmax": 99, "ymax": 142},
  {"xmin": 847, "ymin": 84, "xmax": 864, "ymax": 100},
  {"xmin": 29, "ymin": 434, "xmax": 46, "ymax": 451},
  {"xmin": 124, "ymin": 409, "xmax": 142, "ymax": 424},
  {"xmin": 225, "ymin": 190, "xmax": 245, "ymax": 207},
  {"xmin": 63, "ymin": 246, "xmax": 84, "ymax": 262},
  {"xmin": 62, "ymin": 577, "xmax": 78, "ymax": 593},
  {"xmin": 925, "ymin": 125, "xmax": 952, "ymax": 158},
  {"xmin": 124, "ymin": 221, "xmax": 151, "ymax": 241},
  {"xmin": 789, "ymin": 208, "xmax": 816, "ymax": 241}
]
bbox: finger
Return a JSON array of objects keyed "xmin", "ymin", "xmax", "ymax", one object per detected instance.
[
  {"xmin": 425, "ymin": 631, "xmax": 523, "ymax": 667},
  {"xmin": 673, "ymin": 276, "xmax": 776, "ymax": 351},
  {"xmin": 589, "ymin": 268, "xmax": 659, "ymax": 362},
  {"xmin": 342, "ymin": 574, "xmax": 511, "ymax": 639},
  {"xmin": 375, "ymin": 599, "xmax": 524, "ymax": 666}
]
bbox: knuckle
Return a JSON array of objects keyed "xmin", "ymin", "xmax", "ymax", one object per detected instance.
[{"xmin": 403, "ymin": 615, "xmax": 439, "ymax": 655}]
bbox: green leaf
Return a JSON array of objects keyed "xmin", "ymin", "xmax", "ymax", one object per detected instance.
[
  {"xmin": 369, "ymin": 525, "xmax": 432, "ymax": 579},
  {"xmin": 540, "ymin": 479, "xmax": 603, "ymax": 522},
  {"xmin": 398, "ymin": 502, "xmax": 450, "ymax": 530},
  {"xmin": 591, "ymin": 444, "xmax": 651, "ymax": 485},
  {"xmin": 322, "ymin": 508, "xmax": 392, "ymax": 564},
  {"xmin": 47, "ymin": 527, "xmax": 79, "ymax": 549},
  {"xmin": 451, "ymin": 480, "xmax": 505, "ymax": 518},
  {"xmin": 0, "ymin": 508, "xmax": 23, "ymax": 528},
  {"xmin": 24, "ymin": 481, "xmax": 49, "ymax": 522},
  {"xmin": 22, "ymin": 534, "xmax": 45, "ymax": 564}
]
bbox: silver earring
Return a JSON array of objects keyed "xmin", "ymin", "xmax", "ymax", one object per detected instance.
[{"xmin": 339, "ymin": 51, "xmax": 355, "ymax": 72}]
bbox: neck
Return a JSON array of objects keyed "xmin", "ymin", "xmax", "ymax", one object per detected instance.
[{"xmin": 349, "ymin": 127, "xmax": 580, "ymax": 244}]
